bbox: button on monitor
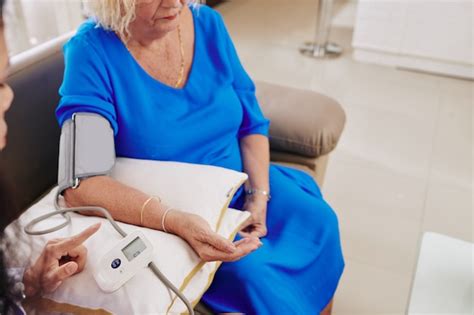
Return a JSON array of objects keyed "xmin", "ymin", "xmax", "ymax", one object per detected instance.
[{"xmin": 111, "ymin": 258, "xmax": 121, "ymax": 269}]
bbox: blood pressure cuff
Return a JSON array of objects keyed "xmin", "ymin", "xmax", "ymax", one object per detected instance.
[{"xmin": 58, "ymin": 113, "xmax": 115, "ymax": 194}]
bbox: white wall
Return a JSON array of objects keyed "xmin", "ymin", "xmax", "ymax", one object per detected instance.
[{"xmin": 352, "ymin": 0, "xmax": 474, "ymax": 79}]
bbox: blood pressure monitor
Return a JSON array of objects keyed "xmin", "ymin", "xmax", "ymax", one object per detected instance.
[{"xmin": 93, "ymin": 230, "xmax": 154, "ymax": 292}]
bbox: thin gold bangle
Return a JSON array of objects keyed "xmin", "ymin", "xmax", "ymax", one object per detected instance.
[
  {"xmin": 140, "ymin": 196, "xmax": 161, "ymax": 226},
  {"xmin": 161, "ymin": 207, "xmax": 175, "ymax": 233}
]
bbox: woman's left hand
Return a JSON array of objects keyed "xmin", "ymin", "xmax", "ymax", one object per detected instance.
[{"xmin": 239, "ymin": 196, "xmax": 268, "ymax": 238}]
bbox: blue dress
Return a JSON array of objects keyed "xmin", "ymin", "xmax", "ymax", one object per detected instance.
[{"xmin": 56, "ymin": 4, "xmax": 345, "ymax": 314}]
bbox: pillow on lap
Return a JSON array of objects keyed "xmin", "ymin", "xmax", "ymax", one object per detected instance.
[
  {"xmin": 9, "ymin": 158, "xmax": 250, "ymax": 314},
  {"xmin": 111, "ymin": 158, "xmax": 248, "ymax": 231}
]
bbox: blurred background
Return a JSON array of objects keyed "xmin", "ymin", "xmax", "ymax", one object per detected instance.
[
  {"xmin": 4, "ymin": 0, "xmax": 84, "ymax": 56},
  {"xmin": 6, "ymin": 0, "xmax": 473, "ymax": 314}
]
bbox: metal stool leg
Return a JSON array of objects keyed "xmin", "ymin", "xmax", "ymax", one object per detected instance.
[{"xmin": 300, "ymin": 0, "xmax": 342, "ymax": 58}]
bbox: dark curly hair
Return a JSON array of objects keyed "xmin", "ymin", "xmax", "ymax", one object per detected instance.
[{"xmin": 1, "ymin": 173, "xmax": 20, "ymax": 315}]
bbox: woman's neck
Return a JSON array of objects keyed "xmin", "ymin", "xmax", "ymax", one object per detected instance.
[{"xmin": 125, "ymin": 26, "xmax": 175, "ymax": 49}]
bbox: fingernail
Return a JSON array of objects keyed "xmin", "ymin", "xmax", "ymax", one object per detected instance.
[
  {"xmin": 66, "ymin": 264, "xmax": 77, "ymax": 274},
  {"xmin": 91, "ymin": 223, "xmax": 101, "ymax": 230}
]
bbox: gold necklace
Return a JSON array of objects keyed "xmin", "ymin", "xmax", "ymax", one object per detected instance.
[
  {"xmin": 124, "ymin": 23, "xmax": 185, "ymax": 89},
  {"xmin": 175, "ymin": 23, "xmax": 185, "ymax": 88}
]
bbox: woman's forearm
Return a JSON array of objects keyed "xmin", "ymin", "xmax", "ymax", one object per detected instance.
[
  {"xmin": 64, "ymin": 134, "xmax": 270, "ymax": 233},
  {"xmin": 56, "ymin": 176, "xmax": 256, "ymax": 263},
  {"xmin": 239, "ymin": 134, "xmax": 270, "ymax": 193},
  {"xmin": 63, "ymin": 176, "xmax": 168, "ymax": 231}
]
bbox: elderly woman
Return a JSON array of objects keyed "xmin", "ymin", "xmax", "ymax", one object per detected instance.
[{"xmin": 56, "ymin": 0, "xmax": 345, "ymax": 314}]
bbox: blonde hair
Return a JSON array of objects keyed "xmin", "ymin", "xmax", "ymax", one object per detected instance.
[{"xmin": 85, "ymin": 0, "xmax": 200, "ymax": 41}]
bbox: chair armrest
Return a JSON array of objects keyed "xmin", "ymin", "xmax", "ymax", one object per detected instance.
[{"xmin": 256, "ymin": 81, "xmax": 346, "ymax": 158}]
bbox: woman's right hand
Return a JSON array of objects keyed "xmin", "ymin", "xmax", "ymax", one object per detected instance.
[
  {"xmin": 23, "ymin": 223, "xmax": 101, "ymax": 297},
  {"xmin": 167, "ymin": 210, "xmax": 262, "ymax": 262}
]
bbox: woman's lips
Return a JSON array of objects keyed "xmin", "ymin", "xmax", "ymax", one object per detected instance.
[{"xmin": 162, "ymin": 14, "xmax": 177, "ymax": 20}]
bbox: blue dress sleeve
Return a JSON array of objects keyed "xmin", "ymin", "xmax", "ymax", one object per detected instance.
[
  {"xmin": 216, "ymin": 12, "xmax": 270, "ymax": 139},
  {"xmin": 56, "ymin": 35, "xmax": 118, "ymax": 134}
]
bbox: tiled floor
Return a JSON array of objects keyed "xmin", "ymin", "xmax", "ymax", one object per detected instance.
[{"xmin": 216, "ymin": 0, "xmax": 473, "ymax": 314}]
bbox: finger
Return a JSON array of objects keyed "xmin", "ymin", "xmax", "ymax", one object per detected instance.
[
  {"xmin": 42, "ymin": 280, "xmax": 63, "ymax": 294},
  {"xmin": 66, "ymin": 245, "xmax": 88, "ymax": 272},
  {"xmin": 233, "ymin": 238, "xmax": 263, "ymax": 255},
  {"xmin": 44, "ymin": 261, "xmax": 78, "ymax": 290},
  {"xmin": 251, "ymin": 226, "xmax": 267, "ymax": 238},
  {"xmin": 236, "ymin": 237, "xmax": 261, "ymax": 249},
  {"xmin": 199, "ymin": 246, "xmax": 240, "ymax": 262},
  {"xmin": 48, "ymin": 238, "xmax": 63, "ymax": 244},
  {"xmin": 233, "ymin": 237, "xmax": 253, "ymax": 246},
  {"xmin": 238, "ymin": 230, "xmax": 253, "ymax": 238},
  {"xmin": 221, "ymin": 241, "xmax": 261, "ymax": 262},
  {"xmin": 201, "ymin": 238, "xmax": 261, "ymax": 262},
  {"xmin": 238, "ymin": 224, "xmax": 257, "ymax": 238},
  {"xmin": 52, "ymin": 223, "xmax": 101, "ymax": 254},
  {"xmin": 250, "ymin": 231, "xmax": 262, "ymax": 238},
  {"xmin": 202, "ymin": 232, "xmax": 236, "ymax": 253}
]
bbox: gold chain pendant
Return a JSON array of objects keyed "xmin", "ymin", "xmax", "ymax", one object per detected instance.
[{"xmin": 175, "ymin": 23, "xmax": 185, "ymax": 88}]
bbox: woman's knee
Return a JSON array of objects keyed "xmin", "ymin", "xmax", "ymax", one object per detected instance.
[
  {"xmin": 301, "ymin": 198, "xmax": 340, "ymax": 228},
  {"xmin": 305, "ymin": 200, "xmax": 342, "ymax": 245}
]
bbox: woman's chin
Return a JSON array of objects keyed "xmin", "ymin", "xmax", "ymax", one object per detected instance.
[{"xmin": 152, "ymin": 18, "xmax": 180, "ymax": 34}]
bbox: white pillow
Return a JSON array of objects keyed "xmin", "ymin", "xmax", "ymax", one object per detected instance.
[
  {"xmin": 111, "ymin": 157, "xmax": 247, "ymax": 232},
  {"xmin": 12, "ymin": 158, "xmax": 250, "ymax": 314}
]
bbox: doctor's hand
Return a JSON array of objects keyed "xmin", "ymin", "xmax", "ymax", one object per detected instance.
[
  {"xmin": 238, "ymin": 196, "xmax": 268, "ymax": 238},
  {"xmin": 167, "ymin": 210, "xmax": 262, "ymax": 262},
  {"xmin": 22, "ymin": 223, "xmax": 101, "ymax": 297}
]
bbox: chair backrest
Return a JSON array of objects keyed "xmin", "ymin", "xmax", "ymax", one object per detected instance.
[{"xmin": 0, "ymin": 34, "xmax": 70, "ymax": 213}]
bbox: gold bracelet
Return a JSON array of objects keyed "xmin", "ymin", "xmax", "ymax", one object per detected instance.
[
  {"xmin": 161, "ymin": 207, "xmax": 174, "ymax": 233},
  {"xmin": 140, "ymin": 195, "xmax": 161, "ymax": 226}
]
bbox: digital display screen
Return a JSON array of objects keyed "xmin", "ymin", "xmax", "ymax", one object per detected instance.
[{"xmin": 122, "ymin": 237, "xmax": 146, "ymax": 262}]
